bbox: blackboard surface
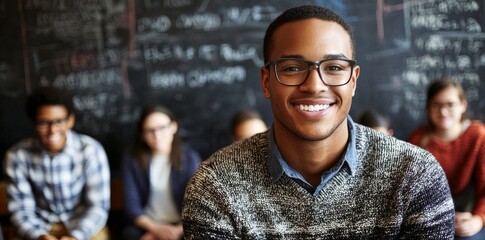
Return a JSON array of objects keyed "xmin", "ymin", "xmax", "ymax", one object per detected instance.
[{"xmin": 1, "ymin": 0, "xmax": 485, "ymax": 173}]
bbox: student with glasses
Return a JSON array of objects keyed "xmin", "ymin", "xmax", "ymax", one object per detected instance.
[
  {"xmin": 182, "ymin": 5, "xmax": 454, "ymax": 239},
  {"xmin": 409, "ymin": 78, "xmax": 485, "ymax": 239},
  {"xmin": 4, "ymin": 86, "xmax": 110, "ymax": 240},
  {"xmin": 121, "ymin": 105, "xmax": 201, "ymax": 240}
]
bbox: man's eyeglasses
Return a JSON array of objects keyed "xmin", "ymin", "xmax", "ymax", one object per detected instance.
[
  {"xmin": 264, "ymin": 58, "xmax": 357, "ymax": 87},
  {"xmin": 35, "ymin": 117, "xmax": 69, "ymax": 132}
]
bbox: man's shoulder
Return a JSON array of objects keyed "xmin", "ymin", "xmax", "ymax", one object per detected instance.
[
  {"xmin": 7, "ymin": 137, "xmax": 37, "ymax": 154},
  {"xmin": 197, "ymin": 133, "xmax": 269, "ymax": 177},
  {"xmin": 354, "ymin": 125, "xmax": 450, "ymax": 199},
  {"xmin": 355, "ymin": 124, "xmax": 437, "ymax": 168},
  {"xmin": 68, "ymin": 130, "xmax": 104, "ymax": 149},
  {"xmin": 64, "ymin": 131, "xmax": 108, "ymax": 164}
]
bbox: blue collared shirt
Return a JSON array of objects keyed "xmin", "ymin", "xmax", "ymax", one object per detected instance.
[
  {"xmin": 268, "ymin": 115, "xmax": 357, "ymax": 196},
  {"xmin": 5, "ymin": 130, "xmax": 111, "ymax": 240}
]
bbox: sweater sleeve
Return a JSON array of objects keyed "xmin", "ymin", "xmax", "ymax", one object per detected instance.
[
  {"xmin": 472, "ymin": 126, "xmax": 485, "ymax": 223},
  {"xmin": 399, "ymin": 152, "xmax": 455, "ymax": 238}
]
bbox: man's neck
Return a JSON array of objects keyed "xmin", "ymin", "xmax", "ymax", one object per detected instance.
[{"xmin": 274, "ymin": 121, "xmax": 349, "ymax": 188}]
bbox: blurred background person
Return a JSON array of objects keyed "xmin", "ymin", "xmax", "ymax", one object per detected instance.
[
  {"xmin": 121, "ymin": 105, "xmax": 201, "ymax": 240},
  {"xmin": 357, "ymin": 109, "xmax": 394, "ymax": 136},
  {"xmin": 231, "ymin": 109, "xmax": 268, "ymax": 142},
  {"xmin": 4, "ymin": 86, "xmax": 110, "ymax": 240},
  {"xmin": 408, "ymin": 78, "xmax": 485, "ymax": 239}
]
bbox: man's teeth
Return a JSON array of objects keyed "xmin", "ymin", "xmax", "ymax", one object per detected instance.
[{"xmin": 296, "ymin": 104, "xmax": 330, "ymax": 112}]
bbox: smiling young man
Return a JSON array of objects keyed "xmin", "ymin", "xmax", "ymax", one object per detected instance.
[
  {"xmin": 4, "ymin": 87, "xmax": 110, "ymax": 240},
  {"xmin": 182, "ymin": 5, "xmax": 454, "ymax": 239}
]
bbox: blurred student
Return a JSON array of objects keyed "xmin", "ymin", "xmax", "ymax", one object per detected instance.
[
  {"xmin": 409, "ymin": 78, "xmax": 485, "ymax": 239},
  {"xmin": 121, "ymin": 105, "xmax": 201, "ymax": 240},
  {"xmin": 182, "ymin": 5, "xmax": 454, "ymax": 239},
  {"xmin": 4, "ymin": 86, "xmax": 110, "ymax": 240},
  {"xmin": 357, "ymin": 109, "xmax": 394, "ymax": 136},
  {"xmin": 231, "ymin": 109, "xmax": 268, "ymax": 142}
]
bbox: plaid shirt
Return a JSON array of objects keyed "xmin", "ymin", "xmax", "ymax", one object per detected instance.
[{"xmin": 5, "ymin": 130, "xmax": 110, "ymax": 240}]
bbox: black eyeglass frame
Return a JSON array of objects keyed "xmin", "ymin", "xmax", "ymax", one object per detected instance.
[
  {"xmin": 35, "ymin": 116, "xmax": 70, "ymax": 132},
  {"xmin": 264, "ymin": 58, "xmax": 357, "ymax": 87}
]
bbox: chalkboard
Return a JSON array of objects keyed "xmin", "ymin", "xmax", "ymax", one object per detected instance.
[
  {"xmin": 350, "ymin": 0, "xmax": 485, "ymax": 139},
  {"xmin": 1, "ymin": 0, "xmax": 485, "ymax": 174}
]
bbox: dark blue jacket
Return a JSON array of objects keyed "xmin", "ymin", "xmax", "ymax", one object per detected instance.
[{"xmin": 121, "ymin": 146, "xmax": 201, "ymax": 223}]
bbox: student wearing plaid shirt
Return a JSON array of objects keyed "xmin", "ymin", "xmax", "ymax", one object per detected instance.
[{"xmin": 4, "ymin": 86, "xmax": 110, "ymax": 240}]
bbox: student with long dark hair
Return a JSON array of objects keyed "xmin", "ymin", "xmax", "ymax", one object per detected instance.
[
  {"xmin": 122, "ymin": 105, "xmax": 201, "ymax": 240},
  {"xmin": 409, "ymin": 78, "xmax": 485, "ymax": 239}
]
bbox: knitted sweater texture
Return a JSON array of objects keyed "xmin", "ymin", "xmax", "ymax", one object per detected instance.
[{"xmin": 183, "ymin": 124, "xmax": 454, "ymax": 239}]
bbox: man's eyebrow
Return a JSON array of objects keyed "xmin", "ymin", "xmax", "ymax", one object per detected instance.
[
  {"xmin": 279, "ymin": 54, "xmax": 304, "ymax": 59},
  {"xmin": 323, "ymin": 54, "xmax": 350, "ymax": 60},
  {"xmin": 277, "ymin": 54, "xmax": 351, "ymax": 60}
]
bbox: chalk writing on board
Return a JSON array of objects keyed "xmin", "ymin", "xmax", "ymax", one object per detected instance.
[
  {"xmin": 176, "ymin": 13, "xmax": 221, "ymax": 30},
  {"xmin": 220, "ymin": 6, "xmax": 280, "ymax": 26},
  {"xmin": 52, "ymin": 67, "xmax": 122, "ymax": 90},
  {"xmin": 149, "ymin": 66, "xmax": 245, "ymax": 89},
  {"xmin": 138, "ymin": 5, "xmax": 280, "ymax": 33},
  {"xmin": 138, "ymin": 16, "xmax": 171, "ymax": 32},
  {"xmin": 399, "ymin": 0, "xmax": 484, "ymax": 121},
  {"xmin": 143, "ymin": 43, "xmax": 261, "ymax": 65},
  {"xmin": 3, "ymin": 0, "xmax": 485, "ymax": 167}
]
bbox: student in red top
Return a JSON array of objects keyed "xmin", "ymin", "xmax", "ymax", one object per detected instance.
[{"xmin": 409, "ymin": 78, "xmax": 485, "ymax": 239}]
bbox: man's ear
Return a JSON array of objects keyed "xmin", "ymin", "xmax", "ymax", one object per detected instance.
[
  {"xmin": 261, "ymin": 67, "xmax": 271, "ymax": 99},
  {"xmin": 351, "ymin": 65, "xmax": 360, "ymax": 97},
  {"xmin": 67, "ymin": 114, "xmax": 75, "ymax": 129}
]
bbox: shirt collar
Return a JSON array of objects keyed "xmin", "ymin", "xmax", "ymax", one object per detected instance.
[
  {"xmin": 63, "ymin": 130, "xmax": 79, "ymax": 156},
  {"xmin": 268, "ymin": 115, "xmax": 357, "ymax": 182}
]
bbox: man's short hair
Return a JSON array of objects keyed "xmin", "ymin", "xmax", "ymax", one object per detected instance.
[
  {"xmin": 25, "ymin": 86, "xmax": 75, "ymax": 121},
  {"xmin": 263, "ymin": 5, "xmax": 355, "ymax": 63}
]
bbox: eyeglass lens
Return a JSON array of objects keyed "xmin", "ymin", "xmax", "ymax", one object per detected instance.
[
  {"xmin": 274, "ymin": 59, "xmax": 353, "ymax": 86},
  {"xmin": 36, "ymin": 117, "xmax": 68, "ymax": 131}
]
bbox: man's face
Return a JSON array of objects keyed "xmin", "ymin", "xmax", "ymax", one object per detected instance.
[
  {"xmin": 35, "ymin": 105, "xmax": 74, "ymax": 153},
  {"xmin": 261, "ymin": 18, "xmax": 360, "ymax": 142}
]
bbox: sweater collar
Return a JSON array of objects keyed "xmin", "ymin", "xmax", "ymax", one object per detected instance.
[{"xmin": 268, "ymin": 115, "xmax": 357, "ymax": 182}]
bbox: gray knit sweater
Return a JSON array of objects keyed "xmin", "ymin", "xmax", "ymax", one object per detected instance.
[{"xmin": 183, "ymin": 124, "xmax": 454, "ymax": 239}]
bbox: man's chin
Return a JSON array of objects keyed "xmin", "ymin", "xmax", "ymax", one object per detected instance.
[{"xmin": 41, "ymin": 138, "xmax": 66, "ymax": 153}]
